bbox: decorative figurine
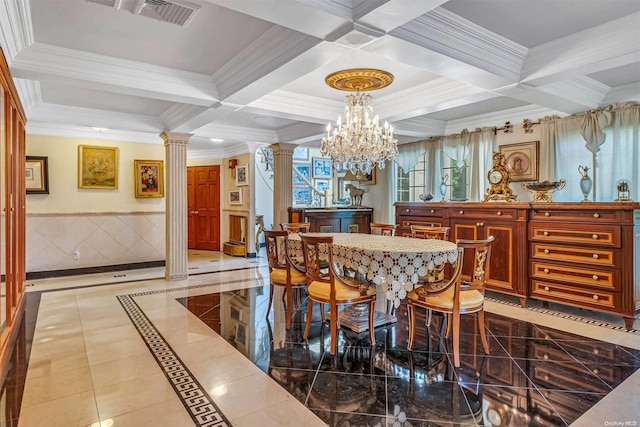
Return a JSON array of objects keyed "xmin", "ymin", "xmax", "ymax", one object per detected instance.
[
  {"xmin": 578, "ymin": 165, "xmax": 592, "ymax": 202},
  {"xmin": 615, "ymin": 179, "xmax": 632, "ymax": 202}
]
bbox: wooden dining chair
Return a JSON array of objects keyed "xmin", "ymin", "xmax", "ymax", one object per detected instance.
[
  {"xmin": 370, "ymin": 223, "xmax": 396, "ymax": 236},
  {"xmin": 410, "ymin": 225, "xmax": 450, "ymax": 240},
  {"xmin": 280, "ymin": 222, "xmax": 311, "ymax": 234},
  {"xmin": 406, "ymin": 236, "xmax": 494, "ymax": 367},
  {"xmin": 264, "ymin": 230, "xmax": 307, "ymax": 329},
  {"xmin": 300, "ymin": 234, "xmax": 377, "ymax": 355}
]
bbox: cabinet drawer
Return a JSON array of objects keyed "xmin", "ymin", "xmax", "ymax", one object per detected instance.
[
  {"xmin": 530, "ymin": 208, "xmax": 621, "ymax": 223},
  {"xmin": 531, "ymin": 261, "xmax": 616, "ymax": 289},
  {"xmin": 450, "ymin": 207, "xmax": 518, "ymax": 220},
  {"xmin": 529, "ymin": 224, "xmax": 620, "ymax": 247},
  {"xmin": 399, "ymin": 217, "xmax": 447, "ymax": 228},
  {"xmin": 531, "ymin": 243, "xmax": 615, "ymax": 266},
  {"xmin": 397, "ymin": 206, "xmax": 446, "ymax": 217},
  {"xmin": 531, "ymin": 280, "xmax": 617, "ymax": 309}
]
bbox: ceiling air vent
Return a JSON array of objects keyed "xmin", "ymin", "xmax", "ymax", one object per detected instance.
[
  {"xmin": 86, "ymin": 0, "xmax": 118, "ymax": 7},
  {"xmin": 136, "ymin": 0, "xmax": 200, "ymax": 27}
]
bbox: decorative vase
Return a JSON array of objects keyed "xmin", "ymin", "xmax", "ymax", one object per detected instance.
[
  {"xmin": 578, "ymin": 165, "xmax": 592, "ymax": 202},
  {"xmin": 439, "ymin": 174, "xmax": 448, "ymax": 201},
  {"xmin": 93, "ymin": 172, "xmax": 106, "ymax": 183}
]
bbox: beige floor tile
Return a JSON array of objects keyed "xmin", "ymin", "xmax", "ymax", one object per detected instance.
[
  {"xmin": 27, "ymin": 349, "xmax": 90, "ymax": 380},
  {"xmin": 89, "ymin": 351, "xmax": 159, "ymax": 388},
  {"xmin": 30, "ymin": 334, "xmax": 87, "ymax": 358},
  {"xmin": 22, "ymin": 366, "xmax": 94, "ymax": 407},
  {"xmin": 85, "ymin": 336, "xmax": 149, "ymax": 366},
  {"xmin": 17, "ymin": 390, "xmax": 99, "ymax": 427},
  {"xmin": 208, "ymin": 373, "xmax": 294, "ymax": 420},
  {"xmin": 186, "ymin": 351, "xmax": 265, "ymax": 391},
  {"xmin": 231, "ymin": 397, "xmax": 327, "ymax": 427},
  {"xmin": 82, "ymin": 324, "xmax": 140, "ymax": 348},
  {"xmin": 88, "ymin": 396, "xmax": 194, "ymax": 427},
  {"xmin": 93, "ymin": 371, "xmax": 175, "ymax": 420}
]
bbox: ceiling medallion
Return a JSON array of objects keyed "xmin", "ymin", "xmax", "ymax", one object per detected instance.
[
  {"xmin": 321, "ymin": 68, "xmax": 397, "ymax": 176},
  {"xmin": 325, "ymin": 68, "xmax": 394, "ymax": 92}
]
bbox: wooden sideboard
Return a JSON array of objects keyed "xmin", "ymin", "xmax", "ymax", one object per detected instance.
[
  {"xmin": 395, "ymin": 202, "xmax": 640, "ymax": 329},
  {"xmin": 288, "ymin": 207, "xmax": 373, "ymax": 234}
]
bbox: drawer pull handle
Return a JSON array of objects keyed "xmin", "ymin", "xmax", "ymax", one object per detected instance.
[
  {"xmin": 593, "ymin": 213, "xmax": 600, "ymax": 218},
  {"xmin": 476, "ymin": 222, "xmax": 484, "ymax": 227},
  {"xmin": 405, "ymin": 209, "xmax": 410, "ymax": 213},
  {"xmin": 544, "ymin": 286, "xmax": 550, "ymax": 291},
  {"xmin": 430, "ymin": 209, "xmax": 435, "ymax": 213},
  {"xmin": 497, "ymin": 211, "xmax": 502, "ymax": 216},
  {"xmin": 543, "ymin": 231, "xmax": 549, "ymax": 236},
  {"xmin": 593, "ymin": 368, "xmax": 599, "ymax": 374},
  {"xmin": 544, "ymin": 374, "xmax": 550, "ymax": 381},
  {"xmin": 593, "ymin": 295, "xmax": 599, "ymax": 300},
  {"xmin": 544, "ymin": 249, "xmax": 550, "ymax": 254},
  {"xmin": 593, "ymin": 254, "xmax": 599, "ymax": 259},
  {"xmin": 545, "ymin": 212, "xmax": 551, "ymax": 217},
  {"xmin": 592, "ymin": 234, "xmax": 599, "ymax": 239},
  {"xmin": 543, "ymin": 268, "xmax": 550, "ymax": 273},
  {"xmin": 593, "ymin": 275, "xmax": 599, "ymax": 280},
  {"xmin": 459, "ymin": 210, "xmax": 464, "ymax": 215}
]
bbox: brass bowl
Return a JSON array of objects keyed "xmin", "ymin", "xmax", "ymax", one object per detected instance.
[
  {"xmin": 419, "ymin": 193, "xmax": 433, "ymax": 202},
  {"xmin": 523, "ymin": 181, "xmax": 564, "ymax": 192}
]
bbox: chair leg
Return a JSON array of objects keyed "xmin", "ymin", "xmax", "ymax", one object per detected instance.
[
  {"xmin": 478, "ymin": 309, "xmax": 490, "ymax": 354},
  {"xmin": 304, "ymin": 297, "xmax": 313, "ymax": 339},
  {"xmin": 266, "ymin": 284, "xmax": 274, "ymax": 318},
  {"xmin": 330, "ymin": 305, "xmax": 338, "ymax": 355},
  {"xmin": 407, "ymin": 302, "xmax": 415, "ymax": 350},
  {"xmin": 452, "ymin": 311, "xmax": 461, "ymax": 368},
  {"xmin": 368, "ymin": 301, "xmax": 376, "ymax": 346},
  {"xmin": 285, "ymin": 286, "xmax": 292, "ymax": 330}
]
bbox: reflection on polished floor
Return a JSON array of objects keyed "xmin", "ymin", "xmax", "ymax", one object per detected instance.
[{"xmin": 1, "ymin": 250, "xmax": 639, "ymax": 426}]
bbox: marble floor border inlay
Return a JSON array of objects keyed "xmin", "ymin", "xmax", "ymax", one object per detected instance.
[{"xmin": 116, "ymin": 278, "xmax": 256, "ymax": 427}]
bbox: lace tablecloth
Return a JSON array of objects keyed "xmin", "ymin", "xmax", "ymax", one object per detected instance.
[{"xmin": 287, "ymin": 233, "xmax": 458, "ymax": 308}]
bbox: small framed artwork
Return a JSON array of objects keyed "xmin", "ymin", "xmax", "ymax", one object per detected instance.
[
  {"xmin": 230, "ymin": 305, "xmax": 242, "ymax": 321},
  {"xmin": 337, "ymin": 177, "xmax": 349, "ymax": 201},
  {"xmin": 312, "ymin": 157, "xmax": 332, "ymax": 179},
  {"xmin": 293, "ymin": 146, "xmax": 309, "ymax": 162},
  {"xmin": 315, "ymin": 179, "xmax": 329, "ymax": 193},
  {"xmin": 500, "ymin": 141, "xmax": 539, "ymax": 182},
  {"xmin": 229, "ymin": 188, "xmax": 242, "ymax": 205},
  {"xmin": 235, "ymin": 164, "xmax": 249, "ymax": 186},
  {"xmin": 25, "ymin": 156, "xmax": 49, "ymax": 194},
  {"xmin": 293, "ymin": 164, "xmax": 311, "ymax": 204},
  {"xmin": 78, "ymin": 145, "xmax": 118, "ymax": 189},
  {"xmin": 360, "ymin": 168, "xmax": 377, "ymax": 185},
  {"xmin": 134, "ymin": 160, "xmax": 164, "ymax": 198}
]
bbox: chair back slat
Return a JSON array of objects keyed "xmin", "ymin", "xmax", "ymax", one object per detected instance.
[
  {"xmin": 280, "ymin": 222, "xmax": 311, "ymax": 233},
  {"xmin": 370, "ymin": 223, "xmax": 396, "ymax": 236},
  {"xmin": 410, "ymin": 225, "xmax": 450, "ymax": 240},
  {"xmin": 300, "ymin": 234, "xmax": 333, "ymax": 285},
  {"xmin": 264, "ymin": 229, "xmax": 288, "ymax": 270},
  {"xmin": 457, "ymin": 235, "xmax": 494, "ymax": 291}
]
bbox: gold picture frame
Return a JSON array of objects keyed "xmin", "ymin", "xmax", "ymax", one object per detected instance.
[
  {"xmin": 360, "ymin": 168, "xmax": 376, "ymax": 185},
  {"xmin": 500, "ymin": 141, "xmax": 539, "ymax": 182},
  {"xmin": 78, "ymin": 145, "xmax": 118, "ymax": 189},
  {"xmin": 26, "ymin": 156, "xmax": 49, "ymax": 194},
  {"xmin": 134, "ymin": 159, "xmax": 164, "ymax": 198}
]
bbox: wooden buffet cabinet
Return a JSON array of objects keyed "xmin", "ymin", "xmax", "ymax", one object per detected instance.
[
  {"xmin": 288, "ymin": 207, "xmax": 373, "ymax": 234},
  {"xmin": 395, "ymin": 202, "xmax": 640, "ymax": 329}
]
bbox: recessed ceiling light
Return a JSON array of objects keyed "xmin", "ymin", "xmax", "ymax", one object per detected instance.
[
  {"xmin": 210, "ymin": 138, "xmax": 224, "ymax": 143},
  {"xmin": 92, "ymin": 127, "xmax": 109, "ymax": 132}
]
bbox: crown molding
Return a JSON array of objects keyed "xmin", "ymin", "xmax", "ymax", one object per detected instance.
[
  {"xmin": 197, "ymin": 123, "xmax": 279, "ymax": 144},
  {"xmin": 601, "ymin": 83, "xmax": 640, "ymax": 106},
  {"xmin": 393, "ymin": 117, "xmax": 447, "ymax": 137},
  {"xmin": 212, "ymin": 27, "xmax": 321, "ymax": 100},
  {"xmin": 390, "ymin": 7, "xmax": 527, "ymax": 82},
  {"xmin": 26, "ymin": 121, "xmax": 163, "ymax": 144},
  {"xmin": 275, "ymin": 122, "xmax": 324, "ymax": 144},
  {"xmin": 160, "ymin": 103, "xmax": 211, "ymax": 130},
  {"xmin": 521, "ymin": 12, "xmax": 640, "ymax": 85},
  {"xmin": 536, "ymin": 76, "xmax": 610, "ymax": 110},
  {"xmin": 247, "ymin": 89, "xmax": 340, "ymax": 123},
  {"xmin": 13, "ymin": 77, "xmax": 40, "ymax": 116},
  {"xmin": 0, "ymin": 0, "xmax": 33, "ymax": 64},
  {"xmin": 12, "ymin": 43, "xmax": 220, "ymax": 106}
]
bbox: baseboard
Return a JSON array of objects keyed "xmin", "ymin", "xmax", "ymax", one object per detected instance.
[{"xmin": 26, "ymin": 260, "xmax": 166, "ymax": 280}]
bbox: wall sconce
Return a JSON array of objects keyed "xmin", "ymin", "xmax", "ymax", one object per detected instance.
[{"xmin": 229, "ymin": 159, "xmax": 238, "ymax": 178}]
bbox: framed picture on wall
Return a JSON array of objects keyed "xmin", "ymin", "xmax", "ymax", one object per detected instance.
[
  {"xmin": 500, "ymin": 141, "xmax": 539, "ymax": 182},
  {"xmin": 229, "ymin": 189, "xmax": 243, "ymax": 205},
  {"xmin": 293, "ymin": 146, "xmax": 309, "ymax": 162},
  {"xmin": 25, "ymin": 156, "xmax": 49, "ymax": 194},
  {"xmin": 293, "ymin": 164, "xmax": 311, "ymax": 204},
  {"xmin": 360, "ymin": 168, "xmax": 376, "ymax": 185},
  {"xmin": 78, "ymin": 145, "xmax": 118, "ymax": 189},
  {"xmin": 312, "ymin": 157, "xmax": 332, "ymax": 179},
  {"xmin": 134, "ymin": 160, "xmax": 164, "ymax": 198},
  {"xmin": 236, "ymin": 164, "xmax": 249, "ymax": 186}
]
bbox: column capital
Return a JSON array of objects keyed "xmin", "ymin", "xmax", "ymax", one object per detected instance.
[
  {"xmin": 160, "ymin": 132, "xmax": 193, "ymax": 146},
  {"xmin": 270, "ymin": 142, "xmax": 298, "ymax": 157}
]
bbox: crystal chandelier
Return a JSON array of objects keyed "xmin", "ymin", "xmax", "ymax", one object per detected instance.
[{"xmin": 320, "ymin": 69, "xmax": 398, "ymax": 176}]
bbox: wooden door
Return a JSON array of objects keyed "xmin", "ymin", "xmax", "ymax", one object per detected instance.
[{"xmin": 187, "ymin": 166, "xmax": 221, "ymax": 250}]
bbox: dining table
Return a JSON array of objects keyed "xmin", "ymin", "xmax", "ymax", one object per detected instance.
[{"xmin": 286, "ymin": 232, "xmax": 459, "ymax": 331}]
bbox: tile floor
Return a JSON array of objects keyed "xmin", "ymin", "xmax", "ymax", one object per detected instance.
[{"xmin": 0, "ymin": 250, "xmax": 639, "ymax": 427}]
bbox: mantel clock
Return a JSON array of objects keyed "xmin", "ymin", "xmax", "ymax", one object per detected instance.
[{"xmin": 484, "ymin": 152, "xmax": 517, "ymax": 202}]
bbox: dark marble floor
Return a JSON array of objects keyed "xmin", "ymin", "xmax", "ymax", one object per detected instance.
[{"xmin": 179, "ymin": 287, "xmax": 640, "ymax": 427}]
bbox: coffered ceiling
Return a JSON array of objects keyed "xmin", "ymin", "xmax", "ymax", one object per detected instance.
[{"xmin": 1, "ymin": 0, "xmax": 639, "ymax": 157}]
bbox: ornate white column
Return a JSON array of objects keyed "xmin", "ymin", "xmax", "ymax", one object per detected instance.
[
  {"xmin": 160, "ymin": 131, "xmax": 192, "ymax": 281},
  {"xmin": 271, "ymin": 143, "xmax": 296, "ymax": 226}
]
